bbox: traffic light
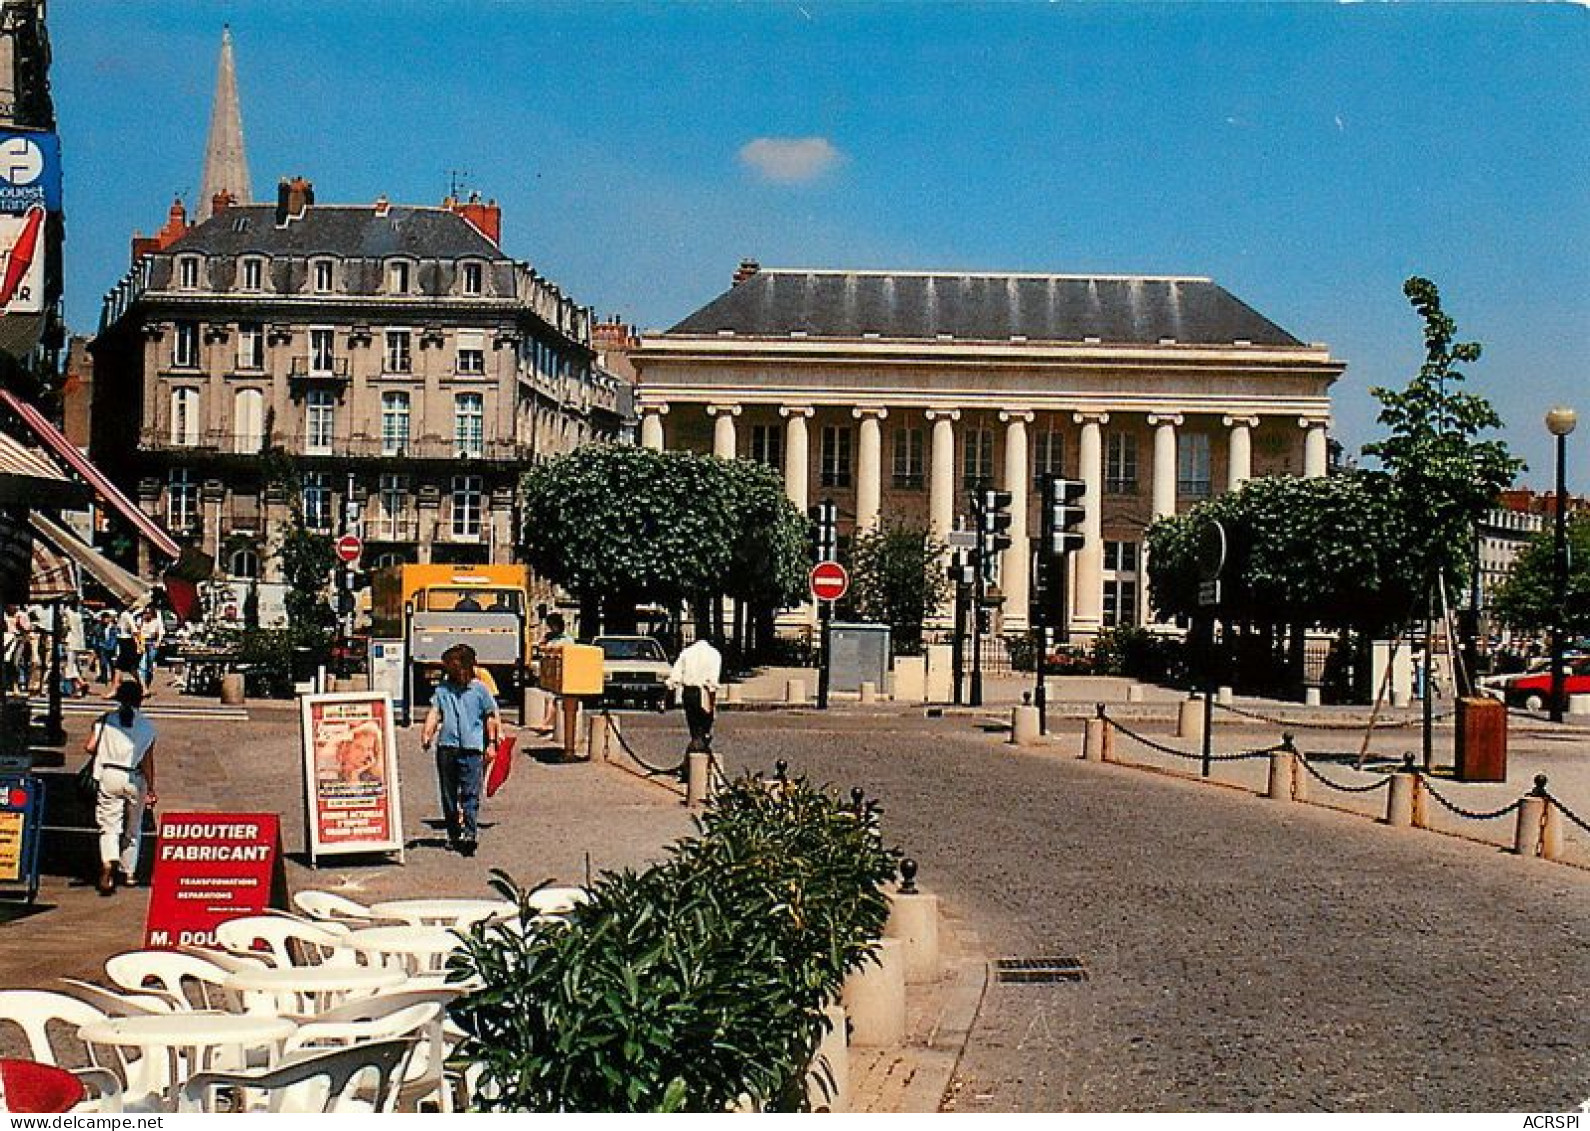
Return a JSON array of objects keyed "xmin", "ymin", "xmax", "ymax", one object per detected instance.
[
  {"xmin": 810, "ymin": 499, "xmax": 839, "ymax": 563},
  {"xmin": 947, "ymin": 548, "xmax": 976, "ymax": 587},
  {"xmin": 975, "ymin": 488, "xmax": 1014, "ymax": 556},
  {"xmin": 1041, "ymin": 476, "xmax": 1087, "ymax": 555}
]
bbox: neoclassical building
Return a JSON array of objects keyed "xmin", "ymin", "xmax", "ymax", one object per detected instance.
[{"xmin": 631, "ymin": 263, "xmax": 1343, "ymax": 634}]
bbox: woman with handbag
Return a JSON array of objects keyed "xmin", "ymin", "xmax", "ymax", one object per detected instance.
[{"xmin": 82, "ymin": 680, "xmax": 158, "ymax": 896}]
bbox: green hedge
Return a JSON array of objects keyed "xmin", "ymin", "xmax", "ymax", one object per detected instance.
[{"xmin": 448, "ymin": 771, "xmax": 901, "ymax": 1112}]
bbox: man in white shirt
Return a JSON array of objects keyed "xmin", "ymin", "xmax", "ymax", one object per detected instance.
[{"xmin": 666, "ymin": 637, "xmax": 723, "ymax": 754}]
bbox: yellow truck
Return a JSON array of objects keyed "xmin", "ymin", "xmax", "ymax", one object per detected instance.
[{"xmin": 370, "ymin": 564, "xmax": 532, "ymax": 709}]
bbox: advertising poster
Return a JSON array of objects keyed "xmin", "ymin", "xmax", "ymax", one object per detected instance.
[
  {"xmin": 369, "ymin": 638, "xmax": 406, "ymax": 710},
  {"xmin": 299, "ymin": 691, "xmax": 405, "ymax": 865},
  {"xmin": 142, "ymin": 812, "xmax": 283, "ymax": 948},
  {"xmin": 0, "ymin": 206, "xmax": 46, "ymax": 315}
]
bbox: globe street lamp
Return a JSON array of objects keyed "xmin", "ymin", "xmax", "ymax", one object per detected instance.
[{"xmin": 1546, "ymin": 406, "xmax": 1577, "ymax": 723}]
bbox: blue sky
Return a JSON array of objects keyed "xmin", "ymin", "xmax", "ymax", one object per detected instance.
[{"xmin": 51, "ymin": 2, "xmax": 1590, "ymax": 491}]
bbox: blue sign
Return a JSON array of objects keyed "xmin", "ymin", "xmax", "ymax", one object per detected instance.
[{"xmin": 0, "ymin": 130, "xmax": 60, "ymax": 214}]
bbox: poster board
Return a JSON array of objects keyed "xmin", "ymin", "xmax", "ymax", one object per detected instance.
[
  {"xmin": 299, "ymin": 691, "xmax": 405, "ymax": 866},
  {"xmin": 369, "ymin": 638, "xmax": 406, "ymax": 710},
  {"xmin": 143, "ymin": 812, "xmax": 284, "ymax": 948}
]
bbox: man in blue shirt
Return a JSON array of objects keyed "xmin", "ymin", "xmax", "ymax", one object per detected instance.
[{"xmin": 420, "ymin": 643, "xmax": 500, "ymax": 856}]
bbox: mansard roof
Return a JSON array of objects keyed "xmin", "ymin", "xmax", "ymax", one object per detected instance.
[
  {"xmin": 164, "ymin": 204, "xmax": 508, "ymax": 262},
  {"xmin": 666, "ymin": 270, "xmax": 1306, "ymax": 348}
]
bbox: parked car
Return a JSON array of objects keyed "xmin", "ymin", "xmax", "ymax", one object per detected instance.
[
  {"xmin": 1484, "ymin": 655, "xmax": 1590, "ymax": 711},
  {"xmin": 593, "ymin": 636, "xmax": 673, "ymax": 710}
]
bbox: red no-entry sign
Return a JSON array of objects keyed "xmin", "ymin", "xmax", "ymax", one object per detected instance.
[
  {"xmin": 335, "ymin": 534, "xmax": 363, "ymax": 564},
  {"xmin": 810, "ymin": 561, "xmax": 849, "ymax": 602}
]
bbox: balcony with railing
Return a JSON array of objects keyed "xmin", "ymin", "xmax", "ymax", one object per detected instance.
[{"xmin": 287, "ymin": 355, "xmax": 351, "ymax": 392}]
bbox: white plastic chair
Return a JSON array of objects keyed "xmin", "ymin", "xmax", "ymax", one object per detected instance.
[
  {"xmin": 71, "ymin": 1067, "xmax": 125, "ymax": 1113},
  {"xmin": 214, "ymin": 916, "xmax": 355, "ymax": 968},
  {"xmin": 177, "ymin": 1038, "xmax": 412, "ymax": 1114},
  {"xmin": 290, "ymin": 991, "xmax": 459, "ymax": 1111},
  {"xmin": 293, "ymin": 891, "xmax": 378, "ymax": 924},
  {"xmin": 178, "ymin": 946, "xmax": 270, "ymax": 975},
  {"xmin": 105, "ymin": 951, "xmax": 240, "ymax": 1012},
  {"xmin": 58, "ymin": 978, "xmax": 174, "ymax": 1016},
  {"xmin": 0, "ymin": 990, "xmax": 162, "ymax": 1108}
]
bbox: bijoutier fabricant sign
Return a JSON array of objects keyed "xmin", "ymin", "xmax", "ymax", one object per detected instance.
[
  {"xmin": 299, "ymin": 691, "xmax": 406, "ymax": 866},
  {"xmin": 143, "ymin": 812, "xmax": 284, "ymax": 948}
]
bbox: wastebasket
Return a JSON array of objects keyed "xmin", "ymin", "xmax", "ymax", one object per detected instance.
[{"xmin": 1455, "ymin": 696, "xmax": 1507, "ymax": 782}]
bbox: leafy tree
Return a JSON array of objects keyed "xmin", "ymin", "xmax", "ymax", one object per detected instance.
[
  {"xmin": 520, "ymin": 445, "xmax": 808, "ymax": 632},
  {"xmin": 1362, "ymin": 277, "xmax": 1523, "ymax": 595},
  {"xmin": 841, "ymin": 522, "xmax": 949, "ymax": 655},
  {"xmin": 1490, "ymin": 515, "xmax": 1590, "ymax": 639},
  {"xmin": 261, "ymin": 443, "xmax": 335, "ymax": 647}
]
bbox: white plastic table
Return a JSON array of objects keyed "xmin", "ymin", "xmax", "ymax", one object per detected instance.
[
  {"xmin": 79, "ymin": 1011, "xmax": 296, "ymax": 1110},
  {"xmin": 344, "ymin": 926, "xmax": 462, "ymax": 976},
  {"xmin": 367, "ymin": 898, "xmax": 516, "ymax": 928},
  {"xmin": 224, "ymin": 965, "xmax": 405, "ymax": 1015}
]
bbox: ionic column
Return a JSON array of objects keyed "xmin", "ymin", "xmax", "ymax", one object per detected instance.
[
  {"xmin": 780, "ymin": 405, "xmax": 814, "ymax": 512},
  {"xmin": 1300, "ymin": 417, "xmax": 1329, "ymax": 478},
  {"xmin": 1148, "ymin": 413, "xmax": 1183, "ymax": 520},
  {"xmin": 926, "ymin": 408, "xmax": 960, "ymax": 541},
  {"xmin": 707, "ymin": 404, "xmax": 741, "ymax": 460},
  {"xmin": 1224, "ymin": 415, "xmax": 1258, "ymax": 491},
  {"xmin": 638, "ymin": 403, "xmax": 668, "ymax": 450},
  {"xmin": 1072, "ymin": 412, "xmax": 1108, "ymax": 628},
  {"xmin": 853, "ymin": 407, "xmax": 889, "ymax": 530},
  {"xmin": 999, "ymin": 409, "xmax": 1033, "ymax": 625}
]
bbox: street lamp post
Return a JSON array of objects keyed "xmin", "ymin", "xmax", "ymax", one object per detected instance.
[{"xmin": 1546, "ymin": 406, "xmax": 1577, "ymax": 724}]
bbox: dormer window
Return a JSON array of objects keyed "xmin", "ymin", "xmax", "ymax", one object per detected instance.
[
  {"xmin": 461, "ymin": 262, "xmax": 483, "ymax": 296},
  {"xmin": 240, "ymin": 257, "xmax": 264, "ymax": 291},
  {"xmin": 312, "ymin": 259, "xmax": 334, "ymax": 293},
  {"xmin": 388, "ymin": 261, "xmax": 412, "ymax": 294},
  {"xmin": 177, "ymin": 256, "xmax": 201, "ymax": 289}
]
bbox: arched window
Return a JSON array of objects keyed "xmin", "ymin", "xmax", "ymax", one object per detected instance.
[
  {"xmin": 228, "ymin": 547, "xmax": 260, "ymax": 579},
  {"xmin": 233, "ymin": 388, "xmax": 264, "ymax": 453},
  {"xmin": 170, "ymin": 387, "xmax": 200, "ymax": 446}
]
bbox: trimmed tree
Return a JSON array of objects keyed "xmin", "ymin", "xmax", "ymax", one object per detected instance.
[
  {"xmin": 1490, "ymin": 515, "xmax": 1590, "ymax": 640},
  {"xmin": 841, "ymin": 522, "xmax": 949, "ymax": 656}
]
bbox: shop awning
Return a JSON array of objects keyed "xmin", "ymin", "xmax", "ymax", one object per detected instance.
[
  {"xmin": 29, "ymin": 536, "xmax": 76, "ymax": 600},
  {"xmin": 29, "ymin": 511, "xmax": 149, "ymax": 605},
  {"xmin": 0, "ymin": 388, "xmax": 180, "ymax": 560},
  {"xmin": 0, "ymin": 428, "xmax": 85, "ymax": 508}
]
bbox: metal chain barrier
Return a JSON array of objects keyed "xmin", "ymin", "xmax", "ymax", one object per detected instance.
[
  {"xmin": 1100, "ymin": 711, "xmax": 1280, "ymax": 763},
  {"xmin": 1542, "ymin": 791, "xmax": 1590, "ymax": 837},
  {"xmin": 1212, "ymin": 699, "xmax": 1457, "ymax": 731},
  {"xmin": 598, "ymin": 707, "xmax": 686, "ymax": 777},
  {"xmin": 1418, "ymin": 777, "xmax": 1523, "ymax": 822},
  {"xmin": 1292, "ymin": 750, "xmax": 1395, "ymax": 794}
]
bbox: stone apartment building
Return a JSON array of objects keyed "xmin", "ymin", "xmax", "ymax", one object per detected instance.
[{"xmin": 89, "ymin": 179, "xmax": 624, "ymax": 582}]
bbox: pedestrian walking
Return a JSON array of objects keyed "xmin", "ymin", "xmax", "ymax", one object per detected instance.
[
  {"xmin": 113, "ymin": 605, "xmax": 141, "ymax": 690},
  {"xmin": 137, "ymin": 606, "xmax": 164, "ymax": 693},
  {"xmin": 666, "ymin": 636, "xmax": 723, "ymax": 754},
  {"xmin": 420, "ymin": 643, "xmax": 500, "ymax": 857},
  {"xmin": 94, "ymin": 610, "xmax": 118, "ymax": 687},
  {"xmin": 84, "ymin": 680, "xmax": 158, "ymax": 896},
  {"xmin": 2, "ymin": 604, "xmax": 26, "ymax": 694},
  {"xmin": 533, "ymin": 613, "xmax": 571, "ymax": 736}
]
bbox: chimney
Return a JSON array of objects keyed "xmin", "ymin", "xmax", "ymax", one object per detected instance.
[
  {"xmin": 593, "ymin": 315, "xmax": 638, "ymax": 351},
  {"xmin": 374, "ymin": 194, "xmax": 390, "ymax": 218},
  {"xmin": 210, "ymin": 188, "xmax": 235, "ymax": 216},
  {"xmin": 733, "ymin": 258, "xmax": 760, "ymax": 286},
  {"xmin": 276, "ymin": 176, "xmax": 313, "ymax": 226},
  {"xmin": 131, "ymin": 197, "xmax": 190, "ymax": 265},
  {"xmin": 450, "ymin": 191, "xmax": 502, "ymax": 246}
]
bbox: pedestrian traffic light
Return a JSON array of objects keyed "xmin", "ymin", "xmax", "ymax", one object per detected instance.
[
  {"xmin": 810, "ymin": 499, "xmax": 839, "ymax": 563},
  {"xmin": 1041, "ymin": 476, "xmax": 1087, "ymax": 555},
  {"xmin": 975, "ymin": 489, "xmax": 1014, "ymax": 555},
  {"xmin": 947, "ymin": 549, "xmax": 976, "ymax": 587},
  {"xmin": 976, "ymin": 606, "xmax": 992, "ymax": 634}
]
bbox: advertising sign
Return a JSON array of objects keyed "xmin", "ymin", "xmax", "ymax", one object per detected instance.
[
  {"xmin": 0, "ymin": 206, "xmax": 45, "ymax": 315},
  {"xmin": 369, "ymin": 639, "xmax": 406, "ymax": 710},
  {"xmin": 299, "ymin": 691, "xmax": 405, "ymax": 865},
  {"xmin": 0, "ymin": 776, "xmax": 41, "ymax": 899},
  {"xmin": 0, "ymin": 131, "xmax": 61, "ymax": 214},
  {"xmin": 0, "ymin": 812, "xmax": 23, "ymax": 881},
  {"xmin": 142, "ymin": 812, "xmax": 283, "ymax": 948}
]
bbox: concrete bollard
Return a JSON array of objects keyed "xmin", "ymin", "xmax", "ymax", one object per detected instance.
[
  {"xmin": 1216, "ymin": 686, "xmax": 1234, "ymax": 706},
  {"xmin": 1266, "ymin": 750, "xmax": 1294, "ymax": 800},
  {"xmin": 885, "ymin": 891, "xmax": 941, "ymax": 985},
  {"xmin": 685, "ymin": 752, "xmax": 712, "ymax": 807},
  {"xmin": 1010, "ymin": 705, "xmax": 1040, "ymax": 746},
  {"xmin": 1126, "ymin": 683, "xmax": 1146, "ymax": 703},
  {"xmin": 1391, "ymin": 689, "xmax": 1411, "ymax": 709},
  {"xmin": 588, "ymin": 713, "xmax": 620, "ymax": 762},
  {"xmin": 1542, "ymin": 802, "xmax": 1564, "ymax": 861},
  {"xmin": 786, "ymin": 679, "xmax": 807, "ymax": 706},
  {"xmin": 723, "ymin": 683, "xmax": 742, "ymax": 705},
  {"xmin": 859, "ymin": 681, "xmax": 878, "ymax": 705},
  {"xmin": 842, "ymin": 937, "xmax": 907, "ymax": 1048},
  {"xmin": 1291, "ymin": 754, "xmax": 1310, "ymax": 805},
  {"xmin": 807, "ymin": 1002, "xmax": 850, "ymax": 1112},
  {"xmin": 1569, "ymin": 694, "xmax": 1590, "ymax": 718},
  {"xmin": 1385, "ymin": 771, "xmax": 1415, "ymax": 827},
  {"xmin": 1177, "ymin": 696, "xmax": 1205, "ymax": 743},
  {"xmin": 219, "ymin": 672, "xmax": 246, "ymax": 705},
  {"xmin": 1515, "ymin": 794, "xmax": 1547, "ymax": 858},
  {"xmin": 1304, "ymin": 687, "xmax": 1322, "ymax": 707},
  {"xmin": 1083, "ymin": 717, "xmax": 1106, "ymax": 762}
]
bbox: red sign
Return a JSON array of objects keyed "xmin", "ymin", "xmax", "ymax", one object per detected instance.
[
  {"xmin": 810, "ymin": 561, "xmax": 849, "ymax": 602},
  {"xmin": 335, "ymin": 534, "xmax": 363, "ymax": 564},
  {"xmin": 143, "ymin": 812, "xmax": 283, "ymax": 949}
]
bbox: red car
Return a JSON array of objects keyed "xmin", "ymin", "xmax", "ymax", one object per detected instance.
[{"xmin": 1497, "ymin": 656, "xmax": 1590, "ymax": 711}]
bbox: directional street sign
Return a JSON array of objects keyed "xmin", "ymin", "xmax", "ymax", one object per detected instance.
[
  {"xmin": 334, "ymin": 534, "xmax": 363, "ymax": 564},
  {"xmin": 810, "ymin": 561, "xmax": 849, "ymax": 603},
  {"xmin": 945, "ymin": 530, "xmax": 978, "ymax": 549}
]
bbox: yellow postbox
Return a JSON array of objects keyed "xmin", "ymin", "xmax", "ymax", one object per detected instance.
[{"xmin": 540, "ymin": 643, "xmax": 605, "ymax": 697}]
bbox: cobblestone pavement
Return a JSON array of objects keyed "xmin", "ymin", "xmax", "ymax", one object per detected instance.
[{"xmin": 611, "ymin": 706, "xmax": 1590, "ymax": 1113}]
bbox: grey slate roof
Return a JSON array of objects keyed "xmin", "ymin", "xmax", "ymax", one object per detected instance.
[
  {"xmin": 165, "ymin": 204, "xmax": 509, "ymax": 261},
  {"xmin": 666, "ymin": 270, "xmax": 1305, "ymax": 347}
]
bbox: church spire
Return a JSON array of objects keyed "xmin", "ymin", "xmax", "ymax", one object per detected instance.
[{"xmin": 197, "ymin": 25, "xmax": 251, "ymax": 222}]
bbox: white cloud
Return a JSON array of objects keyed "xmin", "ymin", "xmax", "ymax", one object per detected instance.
[{"xmin": 738, "ymin": 136, "xmax": 844, "ymax": 184}]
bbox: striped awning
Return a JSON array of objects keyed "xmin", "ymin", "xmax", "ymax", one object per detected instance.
[
  {"xmin": 0, "ymin": 429, "xmax": 84, "ymax": 507},
  {"xmin": 29, "ymin": 512, "xmax": 148, "ymax": 605},
  {"xmin": 30, "ymin": 535, "xmax": 76, "ymax": 600}
]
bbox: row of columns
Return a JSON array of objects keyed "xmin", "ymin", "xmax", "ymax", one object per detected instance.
[{"xmin": 639, "ymin": 402, "xmax": 1330, "ymax": 628}]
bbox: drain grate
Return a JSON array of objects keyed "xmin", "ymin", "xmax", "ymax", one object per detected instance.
[{"xmin": 994, "ymin": 956, "xmax": 1088, "ymax": 984}]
